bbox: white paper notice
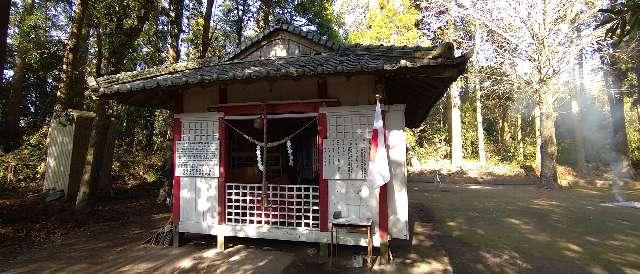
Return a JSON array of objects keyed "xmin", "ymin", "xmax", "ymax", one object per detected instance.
[{"xmin": 175, "ymin": 140, "xmax": 219, "ymax": 177}]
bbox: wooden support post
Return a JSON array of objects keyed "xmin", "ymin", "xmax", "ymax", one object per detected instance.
[
  {"xmin": 173, "ymin": 225, "xmax": 180, "ymax": 248},
  {"xmin": 319, "ymin": 243, "xmax": 329, "ymax": 257},
  {"xmin": 217, "ymin": 232, "xmax": 225, "ymax": 251},
  {"xmin": 367, "ymin": 225, "xmax": 373, "ymax": 267},
  {"xmin": 379, "ymin": 241, "xmax": 390, "ymax": 265}
]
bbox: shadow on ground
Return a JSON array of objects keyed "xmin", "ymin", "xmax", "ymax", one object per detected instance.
[
  {"xmin": 3, "ymin": 181, "xmax": 638, "ymax": 273},
  {"xmin": 409, "ymin": 182, "xmax": 640, "ymax": 274}
]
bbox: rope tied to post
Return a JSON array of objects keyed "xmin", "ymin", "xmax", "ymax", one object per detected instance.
[{"xmin": 222, "ymin": 117, "xmax": 318, "ymax": 148}]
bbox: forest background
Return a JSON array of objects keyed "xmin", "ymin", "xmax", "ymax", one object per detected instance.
[{"xmin": 1, "ymin": 0, "xmax": 638, "ymax": 195}]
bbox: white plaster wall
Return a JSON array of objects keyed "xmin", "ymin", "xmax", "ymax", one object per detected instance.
[
  {"xmin": 180, "ymin": 177, "xmax": 218, "ymax": 234},
  {"xmin": 182, "ymin": 86, "xmax": 219, "ymax": 113},
  {"xmin": 226, "ymin": 78, "xmax": 319, "ymax": 103},
  {"xmin": 202, "ymin": 75, "xmax": 377, "ymax": 107},
  {"xmin": 385, "ymin": 106, "xmax": 409, "ymax": 240},
  {"xmin": 326, "ymin": 75, "xmax": 376, "ymax": 106},
  {"xmin": 321, "ymin": 105, "xmax": 408, "ymax": 241},
  {"xmin": 175, "ymin": 112, "xmax": 222, "ymax": 234}
]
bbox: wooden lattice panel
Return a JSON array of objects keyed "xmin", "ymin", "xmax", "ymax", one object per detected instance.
[
  {"xmin": 226, "ymin": 183, "xmax": 320, "ymax": 229},
  {"xmin": 327, "ymin": 114, "xmax": 372, "ymax": 139},
  {"xmin": 181, "ymin": 120, "xmax": 218, "ymax": 141},
  {"xmin": 176, "ymin": 119, "xmax": 219, "ymax": 177}
]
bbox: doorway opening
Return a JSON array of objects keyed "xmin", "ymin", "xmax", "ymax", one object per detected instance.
[{"xmin": 224, "ymin": 115, "xmax": 320, "ymax": 228}]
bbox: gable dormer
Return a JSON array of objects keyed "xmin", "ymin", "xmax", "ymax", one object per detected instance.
[{"xmin": 227, "ymin": 24, "xmax": 338, "ymax": 61}]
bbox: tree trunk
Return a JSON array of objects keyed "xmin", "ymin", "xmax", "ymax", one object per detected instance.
[
  {"xmin": 87, "ymin": 0, "xmax": 156, "ymax": 203},
  {"xmin": 77, "ymin": 114, "xmax": 98, "ymax": 208},
  {"xmin": 448, "ymin": 83, "xmax": 463, "ymax": 166},
  {"xmin": 5, "ymin": 0, "xmax": 34, "ymax": 148},
  {"xmin": 168, "ymin": 0, "xmax": 184, "ymax": 64},
  {"xmin": 572, "ymin": 51, "xmax": 586, "ymax": 173},
  {"xmin": 144, "ymin": 109, "xmax": 156, "ymax": 151},
  {"xmin": 96, "ymin": 117, "xmax": 116, "ymax": 197},
  {"xmin": 95, "ymin": 26, "xmax": 104, "ymax": 78},
  {"xmin": 258, "ymin": 0, "xmax": 274, "ymax": 30},
  {"xmin": 499, "ymin": 110, "xmax": 510, "ymax": 147},
  {"xmin": 516, "ymin": 111, "xmax": 523, "ymax": 162},
  {"xmin": 5, "ymin": 49, "xmax": 25, "ymax": 147},
  {"xmin": 475, "ymin": 80, "xmax": 486, "ymax": 164},
  {"xmin": 538, "ymin": 91, "xmax": 559, "ymax": 189},
  {"xmin": 199, "ymin": 0, "xmax": 216, "ymax": 59},
  {"xmin": 105, "ymin": 0, "xmax": 156, "ymax": 74},
  {"xmin": 76, "ymin": 102, "xmax": 106, "ymax": 207},
  {"xmin": 6, "ymin": 0, "xmax": 33, "ymax": 139},
  {"xmin": 534, "ymin": 105, "xmax": 541, "ymax": 168},
  {"xmin": 234, "ymin": 0, "xmax": 246, "ymax": 47},
  {"xmin": 0, "ymin": 0, "xmax": 10, "ymax": 85},
  {"xmin": 605, "ymin": 61, "xmax": 633, "ymax": 178},
  {"xmin": 56, "ymin": 0, "xmax": 90, "ymax": 113}
]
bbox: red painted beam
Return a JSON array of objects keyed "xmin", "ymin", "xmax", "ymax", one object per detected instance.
[{"xmin": 218, "ymin": 102, "xmax": 322, "ymax": 116}]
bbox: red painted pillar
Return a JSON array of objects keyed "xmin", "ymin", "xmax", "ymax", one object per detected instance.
[
  {"xmin": 172, "ymin": 118, "xmax": 182, "ymax": 225},
  {"xmin": 218, "ymin": 117, "xmax": 227, "ymax": 225},
  {"xmin": 379, "ymin": 109, "xmax": 389, "ymax": 241},
  {"xmin": 318, "ymin": 113, "xmax": 328, "ymax": 232},
  {"xmin": 172, "ymin": 92, "xmax": 183, "ymax": 225},
  {"xmin": 379, "ymin": 185, "xmax": 388, "ymax": 240}
]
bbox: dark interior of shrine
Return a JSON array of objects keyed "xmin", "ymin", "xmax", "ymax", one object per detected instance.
[{"xmin": 226, "ymin": 116, "xmax": 319, "ymax": 186}]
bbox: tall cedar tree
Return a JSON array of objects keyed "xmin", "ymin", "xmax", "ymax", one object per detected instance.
[
  {"xmin": 5, "ymin": 0, "xmax": 34, "ymax": 147},
  {"xmin": 168, "ymin": 0, "xmax": 184, "ymax": 63},
  {"xmin": 200, "ymin": 0, "xmax": 216, "ymax": 59},
  {"xmin": 0, "ymin": 0, "xmax": 10, "ymax": 85},
  {"xmin": 55, "ymin": 0, "xmax": 90, "ymax": 113},
  {"xmin": 77, "ymin": 0, "xmax": 157, "ymax": 207}
]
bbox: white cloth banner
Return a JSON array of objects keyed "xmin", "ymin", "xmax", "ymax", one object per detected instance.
[{"xmin": 367, "ymin": 101, "xmax": 390, "ymax": 188}]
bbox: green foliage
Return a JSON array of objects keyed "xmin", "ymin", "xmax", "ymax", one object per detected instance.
[
  {"xmin": 3, "ymin": 0, "xmax": 640, "ymax": 196},
  {"xmin": 460, "ymin": 88, "xmax": 478, "ymax": 160},
  {"xmin": 110, "ymin": 108, "xmax": 173, "ymax": 185},
  {"xmin": 0, "ymin": 0, "xmax": 66, "ymax": 143},
  {"xmin": 0, "ymin": 127, "xmax": 49, "ymax": 194},
  {"xmin": 348, "ymin": 0, "xmax": 424, "ymax": 46},
  {"xmin": 626, "ymin": 100, "xmax": 640, "ymax": 167},
  {"xmin": 407, "ymin": 100, "xmax": 450, "ymax": 162},
  {"xmin": 290, "ymin": 0, "xmax": 343, "ymax": 43},
  {"xmin": 599, "ymin": 0, "xmax": 640, "ymax": 44}
]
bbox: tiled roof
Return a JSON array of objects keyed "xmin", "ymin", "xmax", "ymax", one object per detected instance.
[
  {"xmin": 86, "ymin": 23, "xmax": 470, "ymax": 128},
  {"xmin": 90, "ymin": 44, "xmax": 463, "ymax": 97},
  {"xmin": 88, "ymin": 22, "xmax": 464, "ymax": 97}
]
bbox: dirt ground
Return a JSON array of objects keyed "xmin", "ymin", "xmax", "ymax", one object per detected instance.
[
  {"xmin": 1, "ymin": 177, "xmax": 639, "ymax": 273},
  {"xmin": 414, "ymin": 183, "xmax": 640, "ymax": 273}
]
